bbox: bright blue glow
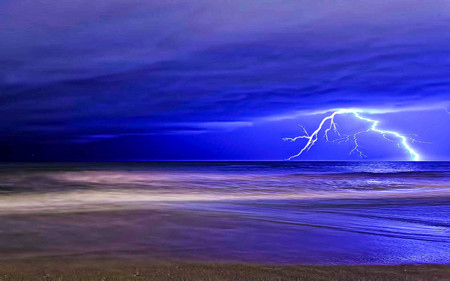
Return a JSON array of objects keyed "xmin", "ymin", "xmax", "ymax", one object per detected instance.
[{"xmin": 284, "ymin": 109, "xmax": 421, "ymax": 161}]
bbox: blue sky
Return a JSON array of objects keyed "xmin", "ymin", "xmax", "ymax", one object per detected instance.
[{"xmin": 1, "ymin": 0, "xmax": 449, "ymax": 160}]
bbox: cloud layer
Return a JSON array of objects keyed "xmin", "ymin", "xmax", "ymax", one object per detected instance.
[{"xmin": 1, "ymin": 0, "xmax": 450, "ymax": 141}]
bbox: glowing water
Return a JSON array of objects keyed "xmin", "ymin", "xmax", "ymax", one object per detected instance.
[{"xmin": 0, "ymin": 162, "xmax": 449, "ymax": 264}]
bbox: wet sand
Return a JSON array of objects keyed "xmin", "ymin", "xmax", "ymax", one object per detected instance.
[{"xmin": 0, "ymin": 259, "xmax": 449, "ymax": 281}]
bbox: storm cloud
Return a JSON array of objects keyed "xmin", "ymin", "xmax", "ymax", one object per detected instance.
[{"xmin": 1, "ymin": 0, "xmax": 450, "ymax": 159}]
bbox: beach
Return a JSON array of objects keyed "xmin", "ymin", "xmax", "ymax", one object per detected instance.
[
  {"xmin": 0, "ymin": 162, "xmax": 449, "ymax": 279},
  {"xmin": 1, "ymin": 260, "xmax": 450, "ymax": 280}
]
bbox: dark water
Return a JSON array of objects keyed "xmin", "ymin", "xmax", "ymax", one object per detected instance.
[{"xmin": 0, "ymin": 161, "xmax": 449, "ymax": 264}]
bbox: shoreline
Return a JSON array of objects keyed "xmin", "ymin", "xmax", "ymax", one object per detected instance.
[{"xmin": 0, "ymin": 259, "xmax": 449, "ymax": 280}]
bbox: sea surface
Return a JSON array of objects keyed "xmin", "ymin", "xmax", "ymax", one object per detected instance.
[{"xmin": 0, "ymin": 161, "xmax": 449, "ymax": 265}]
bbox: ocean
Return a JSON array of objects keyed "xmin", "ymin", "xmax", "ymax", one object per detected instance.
[{"xmin": 0, "ymin": 161, "xmax": 449, "ymax": 264}]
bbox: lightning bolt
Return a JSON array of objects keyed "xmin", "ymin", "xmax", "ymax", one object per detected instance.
[{"xmin": 283, "ymin": 109, "xmax": 421, "ymax": 161}]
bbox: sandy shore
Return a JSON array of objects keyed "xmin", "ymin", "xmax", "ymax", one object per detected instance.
[{"xmin": 0, "ymin": 260, "xmax": 449, "ymax": 281}]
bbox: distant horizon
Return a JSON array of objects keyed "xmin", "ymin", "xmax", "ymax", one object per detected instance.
[{"xmin": 2, "ymin": 160, "xmax": 449, "ymax": 163}]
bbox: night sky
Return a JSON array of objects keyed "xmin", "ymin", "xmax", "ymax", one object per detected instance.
[{"xmin": 1, "ymin": 0, "xmax": 449, "ymax": 161}]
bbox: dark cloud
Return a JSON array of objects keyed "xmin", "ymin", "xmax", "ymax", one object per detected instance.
[{"xmin": 1, "ymin": 0, "xmax": 449, "ymax": 150}]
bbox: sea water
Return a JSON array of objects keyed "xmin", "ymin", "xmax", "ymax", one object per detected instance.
[{"xmin": 0, "ymin": 161, "xmax": 449, "ymax": 264}]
